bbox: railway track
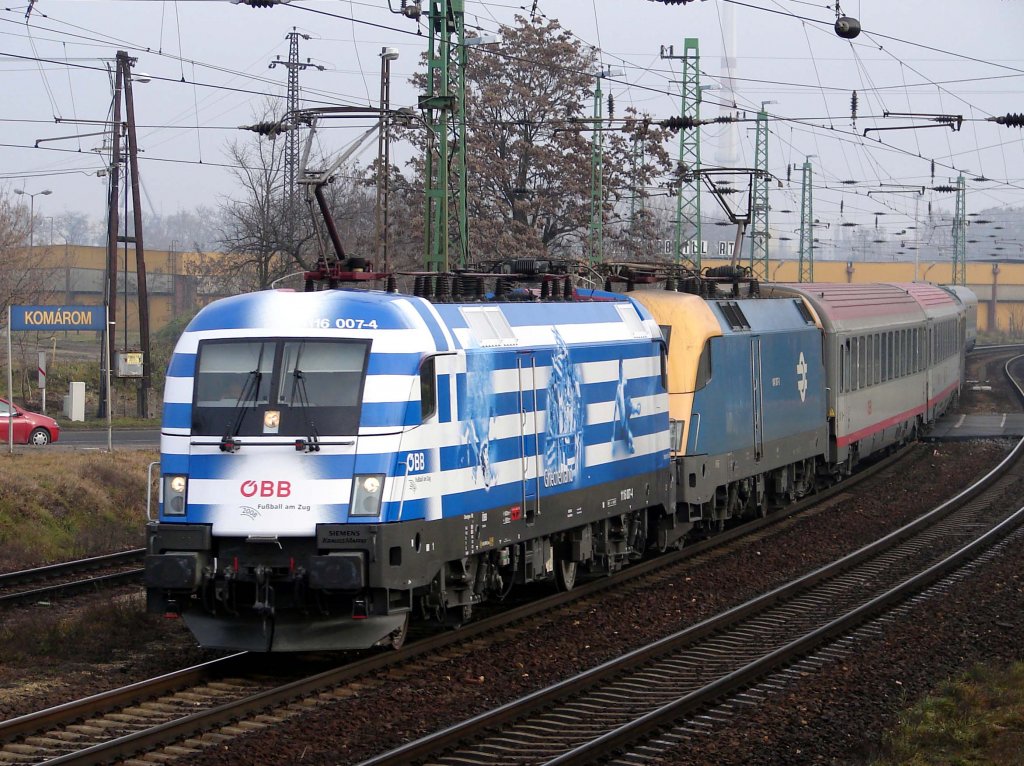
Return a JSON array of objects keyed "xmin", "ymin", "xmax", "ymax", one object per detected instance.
[
  {"xmin": 0, "ymin": 550, "xmax": 144, "ymax": 608},
  {"xmin": 0, "ymin": 445, "xmax": 915, "ymax": 766},
  {"xmin": 351, "ymin": 355, "xmax": 1024, "ymax": 766},
  {"xmin": 362, "ymin": 445, "xmax": 1024, "ymax": 765}
]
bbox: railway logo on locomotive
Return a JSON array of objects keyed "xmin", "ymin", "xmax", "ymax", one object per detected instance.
[{"xmin": 796, "ymin": 352, "xmax": 808, "ymax": 403}]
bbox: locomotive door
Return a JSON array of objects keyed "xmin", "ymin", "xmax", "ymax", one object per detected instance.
[
  {"xmin": 517, "ymin": 352, "xmax": 541, "ymax": 525},
  {"xmin": 751, "ymin": 337, "xmax": 764, "ymax": 461}
]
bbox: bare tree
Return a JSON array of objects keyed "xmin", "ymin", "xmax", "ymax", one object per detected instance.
[
  {"xmin": 404, "ymin": 16, "xmax": 672, "ymax": 264},
  {"xmin": 0, "ymin": 187, "xmax": 43, "ymax": 312}
]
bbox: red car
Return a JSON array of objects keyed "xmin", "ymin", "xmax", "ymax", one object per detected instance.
[{"xmin": 0, "ymin": 399, "xmax": 60, "ymax": 445}]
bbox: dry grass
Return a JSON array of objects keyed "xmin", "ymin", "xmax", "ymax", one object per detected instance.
[
  {"xmin": 0, "ymin": 594, "xmax": 158, "ymax": 663},
  {"xmin": 0, "ymin": 450, "xmax": 157, "ymax": 570},
  {"xmin": 875, "ymin": 663, "xmax": 1024, "ymax": 765}
]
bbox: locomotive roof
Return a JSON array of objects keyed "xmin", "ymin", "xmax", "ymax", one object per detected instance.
[{"xmin": 180, "ymin": 287, "xmax": 660, "ymax": 355}]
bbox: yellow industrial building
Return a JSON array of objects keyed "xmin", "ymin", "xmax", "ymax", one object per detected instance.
[{"xmin": 18, "ymin": 244, "xmax": 1024, "ymax": 340}]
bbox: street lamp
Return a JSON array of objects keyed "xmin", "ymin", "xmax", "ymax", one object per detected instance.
[{"xmin": 14, "ymin": 188, "xmax": 52, "ymax": 249}]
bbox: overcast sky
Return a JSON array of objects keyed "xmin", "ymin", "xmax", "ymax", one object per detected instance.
[{"xmin": 2, "ymin": 0, "xmax": 1022, "ymax": 252}]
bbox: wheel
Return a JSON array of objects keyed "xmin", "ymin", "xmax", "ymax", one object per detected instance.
[
  {"xmin": 555, "ymin": 558, "xmax": 577, "ymax": 592},
  {"xmin": 28, "ymin": 428, "xmax": 50, "ymax": 446}
]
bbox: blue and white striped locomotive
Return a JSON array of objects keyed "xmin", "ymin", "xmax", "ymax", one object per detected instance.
[
  {"xmin": 146, "ymin": 285, "xmax": 674, "ymax": 650},
  {"xmin": 144, "ymin": 270, "xmax": 972, "ymax": 651}
]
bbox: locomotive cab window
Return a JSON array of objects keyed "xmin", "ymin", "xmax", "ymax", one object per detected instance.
[{"xmin": 192, "ymin": 338, "xmax": 370, "ymax": 437}]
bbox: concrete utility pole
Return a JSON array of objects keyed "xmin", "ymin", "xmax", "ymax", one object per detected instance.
[
  {"xmin": 101, "ymin": 51, "xmax": 152, "ymax": 419},
  {"xmin": 376, "ymin": 47, "xmax": 399, "ymax": 272},
  {"xmin": 100, "ymin": 58, "xmax": 123, "ymax": 420}
]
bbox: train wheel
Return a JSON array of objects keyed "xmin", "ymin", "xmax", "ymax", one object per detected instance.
[
  {"xmin": 555, "ymin": 558, "xmax": 577, "ymax": 592},
  {"xmin": 387, "ymin": 613, "xmax": 410, "ymax": 650}
]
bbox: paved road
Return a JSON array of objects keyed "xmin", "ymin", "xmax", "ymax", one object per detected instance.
[{"xmin": 52, "ymin": 428, "xmax": 160, "ymax": 451}]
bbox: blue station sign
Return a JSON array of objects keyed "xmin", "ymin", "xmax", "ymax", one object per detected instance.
[{"xmin": 11, "ymin": 305, "xmax": 105, "ymax": 332}]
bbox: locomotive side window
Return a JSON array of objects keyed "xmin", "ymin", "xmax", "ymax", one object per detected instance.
[
  {"xmin": 419, "ymin": 356, "xmax": 437, "ymax": 422},
  {"xmin": 694, "ymin": 340, "xmax": 712, "ymax": 390}
]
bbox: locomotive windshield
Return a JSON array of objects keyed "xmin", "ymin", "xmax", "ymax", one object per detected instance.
[{"xmin": 192, "ymin": 338, "xmax": 369, "ymax": 437}]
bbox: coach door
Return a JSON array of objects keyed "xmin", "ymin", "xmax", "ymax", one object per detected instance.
[
  {"xmin": 751, "ymin": 337, "xmax": 764, "ymax": 461},
  {"xmin": 517, "ymin": 352, "xmax": 541, "ymax": 525}
]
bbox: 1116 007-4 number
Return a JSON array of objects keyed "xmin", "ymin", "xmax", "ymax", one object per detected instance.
[{"xmin": 309, "ymin": 318, "xmax": 379, "ymax": 330}]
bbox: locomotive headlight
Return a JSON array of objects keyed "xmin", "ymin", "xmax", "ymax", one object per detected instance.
[
  {"xmin": 163, "ymin": 474, "xmax": 188, "ymax": 516},
  {"xmin": 350, "ymin": 473, "xmax": 385, "ymax": 517}
]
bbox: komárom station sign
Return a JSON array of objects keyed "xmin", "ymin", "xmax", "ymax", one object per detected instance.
[{"xmin": 11, "ymin": 305, "xmax": 105, "ymax": 331}]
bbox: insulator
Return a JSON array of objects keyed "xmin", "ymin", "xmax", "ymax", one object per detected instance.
[
  {"xmin": 604, "ymin": 277, "xmax": 613, "ymax": 292},
  {"xmin": 303, "ymin": 279, "xmax": 314, "ymax": 293},
  {"xmin": 607, "ymin": 93, "xmax": 615, "ymax": 120},
  {"xmin": 435, "ymin": 275, "xmax": 451, "ymax": 301},
  {"xmin": 834, "ymin": 15, "xmax": 861, "ymax": 39},
  {"xmin": 540, "ymin": 279, "xmax": 550, "ymax": 300},
  {"xmin": 932, "ymin": 185, "xmax": 957, "ymax": 193},
  {"xmin": 660, "ymin": 116, "xmax": 698, "ymax": 131},
  {"xmin": 787, "ymin": 164, "xmax": 792, "ymax": 182},
  {"xmin": 840, "ymin": 200, "xmax": 844, "ymax": 215},
  {"xmin": 563, "ymin": 276, "xmax": 573, "ymax": 301},
  {"xmin": 931, "ymin": 159, "xmax": 935, "ymax": 181},
  {"xmin": 652, "ymin": 0, "xmax": 698, "ymax": 4},
  {"xmin": 664, "ymin": 277, "xmax": 676, "ymax": 291},
  {"xmin": 850, "ymin": 90, "xmax": 858, "ymax": 124},
  {"xmin": 386, "ymin": 275, "xmax": 398, "ymax": 293},
  {"xmin": 513, "ymin": 258, "xmax": 538, "ymax": 275},
  {"xmin": 988, "ymin": 113, "xmax": 1024, "ymax": 128}
]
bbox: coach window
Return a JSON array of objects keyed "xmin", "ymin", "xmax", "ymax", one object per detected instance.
[
  {"xmin": 883, "ymin": 333, "xmax": 890, "ymax": 382},
  {"xmin": 420, "ymin": 356, "xmax": 437, "ymax": 422},
  {"xmin": 843, "ymin": 337, "xmax": 851, "ymax": 391},
  {"xmin": 871, "ymin": 333, "xmax": 877, "ymax": 385},
  {"xmin": 857, "ymin": 335, "xmax": 866, "ymax": 390}
]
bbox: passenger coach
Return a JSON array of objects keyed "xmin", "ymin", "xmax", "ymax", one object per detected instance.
[{"xmin": 761, "ymin": 283, "xmax": 965, "ymax": 469}]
